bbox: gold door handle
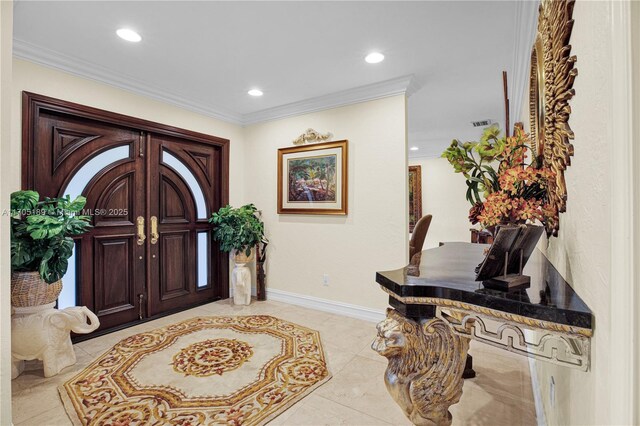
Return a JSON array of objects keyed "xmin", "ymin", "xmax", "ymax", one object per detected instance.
[
  {"xmin": 136, "ymin": 216, "xmax": 146, "ymax": 245},
  {"xmin": 150, "ymin": 216, "xmax": 159, "ymax": 245}
]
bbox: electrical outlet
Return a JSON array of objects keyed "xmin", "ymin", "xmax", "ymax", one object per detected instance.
[
  {"xmin": 322, "ymin": 274, "xmax": 329, "ymax": 286},
  {"xmin": 550, "ymin": 376, "xmax": 556, "ymax": 408}
]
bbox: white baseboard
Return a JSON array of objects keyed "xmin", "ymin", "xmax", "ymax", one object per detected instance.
[
  {"xmin": 528, "ymin": 358, "xmax": 547, "ymax": 426},
  {"xmin": 266, "ymin": 288, "xmax": 386, "ymax": 323}
]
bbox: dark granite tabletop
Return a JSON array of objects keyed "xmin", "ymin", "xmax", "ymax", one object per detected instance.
[{"xmin": 376, "ymin": 242, "xmax": 593, "ymax": 330}]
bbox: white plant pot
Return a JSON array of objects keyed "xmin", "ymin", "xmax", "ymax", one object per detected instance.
[{"xmin": 231, "ymin": 249, "xmax": 253, "ymax": 305}]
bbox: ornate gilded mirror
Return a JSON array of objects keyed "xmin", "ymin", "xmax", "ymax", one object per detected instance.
[
  {"xmin": 529, "ymin": 34, "xmax": 545, "ymax": 159},
  {"xmin": 529, "ymin": 0, "xmax": 577, "ymax": 236}
]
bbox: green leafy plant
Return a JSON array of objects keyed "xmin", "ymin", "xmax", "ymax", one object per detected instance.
[
  {"xmin": 441, "ymin": 125, "xmax": 506, "ymax": 205},
  {"xmin": 11, "ymin": 190, "xmax": 92, "ymax": 283},
  {"xmin": 209, "ymin": 204, "xmax": 267, "ymax": 257},
  {"xmin": 442, "ymin": 126, "xmax": 555, "ymax": 230}
]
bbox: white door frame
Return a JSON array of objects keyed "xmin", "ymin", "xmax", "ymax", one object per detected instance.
[
  {"xmin": 0, "ymin": 1, "xmax": 13, "ymax": 425},
  {"xmin": 609, "ymin": 1, "xmax": 639, "ymax": 424}
]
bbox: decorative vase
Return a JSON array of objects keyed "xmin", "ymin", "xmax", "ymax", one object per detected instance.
[
  {"xmin": 231, "ymin": 249, "xmax": 254, "ymax": 306},
  {"xmin": 11, "ymin": 272, "xmax": 62, "ymax": 308}
]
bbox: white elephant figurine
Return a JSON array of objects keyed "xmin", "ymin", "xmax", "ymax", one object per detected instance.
[
  {"xmin": 232, "ymin": 262, "xmax": 252, "ymax": 305},
  {"xmin": 11, "ymin": 305, "xmax": 100, "ymax": 379}
]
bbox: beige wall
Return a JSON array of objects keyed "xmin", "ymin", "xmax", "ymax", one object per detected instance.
[
  {"xmin": 526, "ymin": 1, "xmax": 614, "ymax": 424},
  {"xmin": 11, "ymin": 59, "xmax": 247, "ymax": 205},
  {"xmin": 9, "ymin": 59, "xmax": 409, "ymax": 314},
  {"xmin": 409, "ymin": 156, "xmax": 471, "ymax": 250},
  {"xmin": 0, "ymin": 2, "xmax": 13, "ymax": 424},
  {"xmin": 244, "ymin": 96, "xmax": 408, "ymax": 311}
]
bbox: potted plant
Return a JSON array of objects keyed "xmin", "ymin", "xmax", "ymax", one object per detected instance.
[
  {"xmin": 441, "ymin": 125, "xmax": 556, "ymax": 235},
  {"xmin": 209, "ymin": 203, "xmax": 266, "ymax": 263},
  {"xmin": 10, "ymin": 190, "xmax": 91, "ymax": 307},
  {"xmin": 210, "ymin": 204, "xmax": 267, "ymax": 305}
]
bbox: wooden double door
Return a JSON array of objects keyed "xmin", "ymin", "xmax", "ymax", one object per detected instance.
[{"xmin": 23, "ymin": 92, "xmax": 230, "ymax": 333}]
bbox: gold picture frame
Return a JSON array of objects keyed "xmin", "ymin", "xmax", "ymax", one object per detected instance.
[
  {"xmin": 529, "ymin": 0, "xmax": 578, "ymax": 236},
  {"xmin": 277, "ymin": 140, "xmax": 348, "ymax": 215},
  {"xmin": 408, "ymin": 165, "xmax": 423, "ymax": 233}
]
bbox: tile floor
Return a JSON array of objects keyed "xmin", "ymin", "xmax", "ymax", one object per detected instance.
[{"xmin": 11, "ymin": 299, "xmax": 537, "ymax": 425}]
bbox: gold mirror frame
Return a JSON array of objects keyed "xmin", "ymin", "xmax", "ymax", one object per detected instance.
[
  {"xmin": 529, "ymin": 0, "xmax": 578, "ymax": 236},
  {"xmin": 529, "ymin": 34, "xmax": 545, "ymax": 159}
]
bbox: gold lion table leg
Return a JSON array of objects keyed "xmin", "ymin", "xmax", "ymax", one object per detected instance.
[{"xmin": 372, "ymin": 308, "xmax": 470, "ymax": 426}]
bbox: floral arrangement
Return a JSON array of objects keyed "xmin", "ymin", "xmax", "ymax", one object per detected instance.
[{"xmin": 441, "ymin": 125, "xmax": 557, "ymax": 232}]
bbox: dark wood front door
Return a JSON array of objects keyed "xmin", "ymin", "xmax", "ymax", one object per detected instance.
[
  {"xmin": 147, "ymin": 134, "xmax": 223, "ymax": 316},
  {"xmin": 23, "ymin": 92, "xmax": 229, "ymax": 333}
]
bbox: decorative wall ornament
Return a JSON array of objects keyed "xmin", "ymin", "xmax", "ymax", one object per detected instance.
[
  {"xmin": 529, "ymin": 0, "xmax": 578, "ymax": 236},
  {"xmin": 292, "ymin": 128, "xmax": 333, "ymax": 145}
]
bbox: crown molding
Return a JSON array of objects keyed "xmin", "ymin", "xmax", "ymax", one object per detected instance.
[
  {"xmin": 13, "ymin": 38, "xmax": 244, "ymax": 124},
  {"xmin": 510, "ymin": 0, "xmax": 539, "ymax": 124},
  {"xmin": 14, "ymin": 38, "xmax": 414, "ymax": 128},
  {"xmin": 241, "ymin": 74, "xmax": 414, "ymax": 125}
]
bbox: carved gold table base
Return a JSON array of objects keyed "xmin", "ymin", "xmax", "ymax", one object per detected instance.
[{"xmin": 372, "ymin": 308, "xmax": 470, "ymax": 426}]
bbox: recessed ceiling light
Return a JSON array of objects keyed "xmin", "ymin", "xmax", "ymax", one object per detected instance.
[
  {"xmin": 365, "ymin": 52, "xmax": 385, "ymax": 64},
  {"xmin": 116, "ymin": 28, "xmax": 142, "ymax": 43},
  {"xmin": 248, "ymin": 89, "xmax": 263, "ymax": 97},
  {"xmin": 410, "ymin": 146, "xmax": 419, "ymax": 151}
]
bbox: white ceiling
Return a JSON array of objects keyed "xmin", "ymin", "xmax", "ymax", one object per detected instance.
[{"xmin": 13, "ymin": 1, "xmax": 536, "ymax": 158}]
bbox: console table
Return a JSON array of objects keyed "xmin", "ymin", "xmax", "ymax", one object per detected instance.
[{"xmin": 372, "ymin": 242, "xmax": 593, "ymax": 426}]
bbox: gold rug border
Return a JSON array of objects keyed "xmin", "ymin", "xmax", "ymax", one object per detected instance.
[{"xmin": 58, "ymin": 314, "xmax": 333, "ymax": 426}]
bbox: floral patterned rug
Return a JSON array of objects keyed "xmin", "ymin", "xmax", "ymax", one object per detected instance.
[{"xmin": 59, "ymin": 315, "xmax": 331, "ymax": 425}]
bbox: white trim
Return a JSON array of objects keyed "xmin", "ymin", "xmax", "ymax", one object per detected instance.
[
  {"xmin": 13, "ymin": 38, "xmax": 413, "ymax": 127},
  {"xmin": 609, "ymin": 1, "xmax": 637, "ymax": 424},
  {"xmin": 408, "ymin": 154, "xmax": 442, "ymax": 161},
  {"xmin": 632, "ymin": 3, "xmax": 640, "ymax": 422},
  {"xmin": 0, "ymin": 2, "xmax": 12, "ymax": 424},
  {"xmin": 242, "ymin": 75, "xmax": 414, "ymax": 125},
  {"xmin": 510, "ymin": 0, "xmax": 539, "ymax": 125},
  {"xmin": 13, "ymin": 38, "xmax": 244, "ymax": 124},
  {"xmin": 528, "ymin": 357, "xmax": 547, "ymax": 426},
  {"xmin": 266, "ymin": 288, "xmax": 385, "ymax": 323}
]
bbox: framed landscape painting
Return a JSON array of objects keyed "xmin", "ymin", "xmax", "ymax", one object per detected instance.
[
  {"xmin": 408, "ymin": 165, "xmax": 422, "ymax": 232},
  {"xmin": 277, "ymin": 140, "xmax": 348, "ymax": 215}
]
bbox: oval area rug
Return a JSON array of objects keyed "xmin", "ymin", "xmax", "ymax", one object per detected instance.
[{"xmin": 59, "ymin": 315, "xmax": 331, "ymax": 425}]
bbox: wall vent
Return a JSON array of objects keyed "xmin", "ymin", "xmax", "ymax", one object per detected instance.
[{"xmin": 471, "ymin": 119, "xmax": 493, "ymax": 127}]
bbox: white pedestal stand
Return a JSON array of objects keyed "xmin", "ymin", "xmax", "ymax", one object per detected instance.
[
  {"xmin": 11, "ymin": 303, "xmax": 100, "ymax": 379},
  {"xmin": 232, "ymin": 261, "xmax": 252, "ymax": 305}
]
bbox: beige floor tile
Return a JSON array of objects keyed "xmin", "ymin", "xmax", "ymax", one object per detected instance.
[
  {"xmin": 322, "ymin": 342, "xmax": 360, "ymax": 375},
  {"xmin": 315, "ymin": 355, "xmax": 413, "ymax": 425},
  {"xmin": 451, "ymin": 380, "xmax": 537, "ymax": 426},
  {"xmin": 15, "ymin": 406, "xmax": 72, "ymax": 426},
  {"xmin": 11, "ymin": 379, "xmax": 66, "ymax": 424},
  {"xmin": 11, "ymin": 300, "xmax": 538, "ymax": 426},
  {"xmin": 271, "ymin": 394, "xmax": 392, "ymax": 426}
]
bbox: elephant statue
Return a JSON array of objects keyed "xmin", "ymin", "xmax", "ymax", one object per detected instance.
[{"xmin": 11, "ymin": 305, "xmax": 100, "ymax": 379}]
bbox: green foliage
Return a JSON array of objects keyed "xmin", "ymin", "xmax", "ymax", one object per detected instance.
[
  {"xmin": 209, "ymin": 204, "xmax": 267, "ymax": 257},
  {"xmin": 441, "ymin": 125, "xmax": 505, "ymax": 205},
  {"xmin": 10, "ymin": 191, "xmax": 92, "ymax": 283}
]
